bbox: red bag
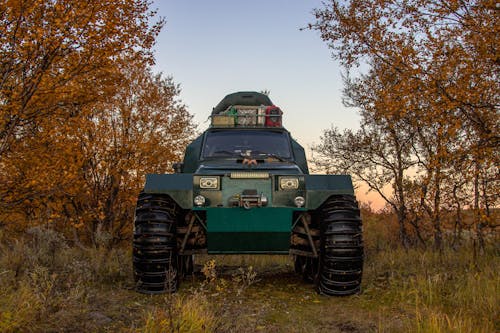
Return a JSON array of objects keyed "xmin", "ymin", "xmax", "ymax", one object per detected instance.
[{"xmin": 265, "ymin": 106, "xmax": 282, "ymax": 127}]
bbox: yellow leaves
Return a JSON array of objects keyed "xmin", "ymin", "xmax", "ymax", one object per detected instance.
[
  {"xmin": 1, "ymin": 58, "xmax": 195, "ymax": 242},
  {"xmin": 311, "ymin": 1, "xmax": 498, "ymax": 247},
  {"xmin": 28, "ymin": 180, "xmax": 38, "ymax": 187},
  {"xmin": 0, "ymin": 0, "xmax": 163, "ymax": 154},
  {"xmin": 0, "ymin": 1, "xmax": 185, "ymax": 242}
]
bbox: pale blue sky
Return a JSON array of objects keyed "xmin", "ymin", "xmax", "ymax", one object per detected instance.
[{"xmin": 151, "ymin": 0, "xmax": 361, "ymax": 149}]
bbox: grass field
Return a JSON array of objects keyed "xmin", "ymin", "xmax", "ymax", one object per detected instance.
[{"xmin": 0, "ymin": 227, "xmax": 498, "ymax": 332}]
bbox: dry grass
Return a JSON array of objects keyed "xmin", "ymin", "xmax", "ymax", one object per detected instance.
[
  {"xmin": 137, "ymin": 293, "xmax": 217, "ymax": 333},
  {"xmin": 362, "ymin": 246, "xmax": 498, "ymax": 332},
  {"xmin": 0, "ymin": 226, "xmax": 498, "ymax": 332},
  {"xmin": 0, "ymin": 227, "xmax": 132, "ymax": 332}
]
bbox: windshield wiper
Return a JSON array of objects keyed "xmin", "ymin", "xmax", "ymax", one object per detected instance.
[
  {"xmin": 251, "ymin": 150, "xmax": 288, "ymax": 162},
  {"xmin": 211, "ymin": 149, "xmax": 288, "ymax": 161},
  {"xmin": 212, "ymin": 150, "xmax": 239, "ymax": 157}
]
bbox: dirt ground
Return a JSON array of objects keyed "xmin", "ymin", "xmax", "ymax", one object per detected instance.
[
  {"xmin": 3, "ymin": 247, "xmax": 496, "ymax": 332},
  {"xmin": 85, "ymin": 257, "xmax": 409, "ymax": 332}
]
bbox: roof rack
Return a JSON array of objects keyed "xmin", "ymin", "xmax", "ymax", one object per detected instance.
[{"xmin": 211, "ymin": 104, "xmax": 283, "ymax": 128}]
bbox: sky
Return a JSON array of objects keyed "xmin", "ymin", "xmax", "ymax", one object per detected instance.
[
  {"xmin": 151, "ymin": 0, "xmax": 360, "ymax": 143},
  {"xmin": 151, "ymin": 1, "xmax": 383, "ymax": 208}
]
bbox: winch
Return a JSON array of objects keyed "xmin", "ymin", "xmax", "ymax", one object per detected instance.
[{"xmin": 229, "ymin": 189, "xmax": 268, "ymax": 209}]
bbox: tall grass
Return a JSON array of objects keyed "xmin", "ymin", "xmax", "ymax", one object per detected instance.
[
  {"xmin": 362, "ymin": 244, "xmax": 499, "ymax": 332},
  {"xmin": 0, "ymin": 225, "xmax": 498, "ymax": 332},
  {"xmin": 0, "ymin": 227, "xmax": 132, "ymax": 332},
  {"xmin": 361, "ymin": 205, "xmax": 499, "ymax": 331},
  {"xmin": 137, "ymin": 293, "xmax": 217, "ymax": 333}
]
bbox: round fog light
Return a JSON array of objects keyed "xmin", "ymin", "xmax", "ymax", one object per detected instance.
[
  {"xmin": 194, "ymin": 195, "xmax": 206, "ymax": 206},
  {"xmin": 294, "ymin": 196, "xmax": 305, "ymax": 208}
]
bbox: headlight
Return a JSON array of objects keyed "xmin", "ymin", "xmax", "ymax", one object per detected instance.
[
  {"xmin": 200, "ymin": 177, "xmax": 219, "ymax": 189},
  {"xmin": 280, "ymin": 177, "xmax": 299, "ymax": 190},
  {"xmin": 294, "ymin": 196, "xmax": 305, "ymax": 207},
  {"xmin": 194, "ymin": 195, "xmax": 206, "ymax": 206}
]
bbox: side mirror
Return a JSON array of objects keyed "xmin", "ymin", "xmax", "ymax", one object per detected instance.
[{"xmin": 172, "ymin": 162, "xmax": 183, "ymax": 173}]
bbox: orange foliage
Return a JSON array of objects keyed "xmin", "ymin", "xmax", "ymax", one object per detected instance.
[
  {"xmin": 0, "ymin": 1, "xmax": 196, "ymax": 244},
  {"xmin": 0, "ymin": 0, "xmax": 162, "ymax": 154},
  {"xmin": 311, "ymin": 1, "xmax": 499, "ymax": 247}
]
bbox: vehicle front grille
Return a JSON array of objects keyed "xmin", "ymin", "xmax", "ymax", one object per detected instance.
[{"xmin": 230, "ymin": 171, "xmax": 269, "ymax": 179}]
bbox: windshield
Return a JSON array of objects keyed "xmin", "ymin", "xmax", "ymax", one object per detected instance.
[{"xmin": 202, "ymin": 130, "xmax": 292, "ymax": 159}]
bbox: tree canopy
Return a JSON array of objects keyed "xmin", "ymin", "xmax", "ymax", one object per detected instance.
[
  {"xmin": 310, "ymin": 0, "xmax": 499, "ymax": 248},
  {"xmin": 0, "ymin": 1, "xmax": 195, "ymax": 244}
]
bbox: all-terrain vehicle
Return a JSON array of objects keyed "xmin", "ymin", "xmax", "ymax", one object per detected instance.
[{"xmin": 133, "ymin": 92, "xmax": 363, "ymax": 295}]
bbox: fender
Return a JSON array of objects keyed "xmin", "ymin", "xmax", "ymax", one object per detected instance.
[
  {"xmin": 144, "ymin": 173, "xmax": 193, "ymax": 209},
  {"xmin": 304, "ymin": 175, "xmax": 355, "ymax": 209}
]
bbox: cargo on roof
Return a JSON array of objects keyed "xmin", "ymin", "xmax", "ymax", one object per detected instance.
[
  {"xmin": 212, "ymin": 91, "xmax": 273, "ymax": 115},
  {"xmin": 211, "ymin": 91, "xmax": 283, "ymax": 128}
]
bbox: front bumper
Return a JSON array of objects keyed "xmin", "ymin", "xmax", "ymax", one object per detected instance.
[{"xmin": 195, "ymin": 207, "xmax": 305, "ymax": 253}]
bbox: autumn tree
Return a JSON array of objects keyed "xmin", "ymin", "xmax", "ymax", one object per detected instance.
[
  {"xmin": 312, "ymin": 63, "xmax": 419, "ymax": 247},
  {"xmin": 71, "ymin": 63, "xmax": 195, "ymax": 245},
  {"xmin": 310, "ymin": 0, "xmax": 499, "ymax": 248},
  {"xmin": 0, "ymin": 1, "xmax": 197, "ymax": 245},
  {"xmin": 0, "ymin": 0, "xmax": 162, "ymax": 156},
  {"xmin": 1, "ymin": 59, "xmax": 195, "ymax": 244}
]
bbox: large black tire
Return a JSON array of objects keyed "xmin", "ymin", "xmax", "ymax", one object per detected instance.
[
  {"xmin": 317, "ymin": 195, "xmax": 363, "ymax": 296},
  {"xmin": 133, "ymin": 193, "xmax": 179, "ymax": 294}
]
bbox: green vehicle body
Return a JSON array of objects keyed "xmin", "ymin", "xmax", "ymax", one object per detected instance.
[
  {"xmin": 144, "ymin": 170, "xmax": 355, "ymax": 254},
  {"xmin": 133, "ymin": 92, "xmax": 363, "ymax": 295}
]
